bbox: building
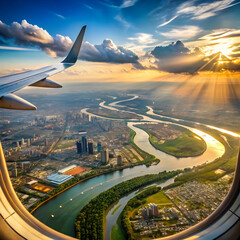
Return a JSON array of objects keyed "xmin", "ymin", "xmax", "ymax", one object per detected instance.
[
  {"xmin": 117, "ymin": 155, "xmax": 123, "ymax": 166},
  {"xmin": 82, "ymin": 136, "xmax": 87, "ymax": 153},
  {"xmin": 97, "ymin": 142, "xmax": 102, "ymax": 153},
  {"xmin": 101, "ymin": 148, "xmax": 109, "ymax": 164},
  {"xmin": 140, "ymin": 203, "xmax": 159, "ymax": 218},
  {"xmin": 88, "ymin": 142, "xmax": 94, "ymax": 154},
  {"xmin": 27, "ymin": 180, "xmax": 38, "ymax": 187},
  {"xmin": 76, "ymin": 141, "xmax": 82, "ymax": 154},
  {"xmin": 12, "ymin": 168, "xmax": 17, "ymax": 177},
  {"xmin": 47, "ymin": 173, "xmax": 73, "ymax": 185},
  {"xmin": 58, "ymin": 165, "xmax": 77, "ymax": 174},
  {"xmin": 44, "ymin": 138, "xmax": 48, "ymax": 146},
  {"xmin": 149, "ymin": 203, "xmax": 159, "ymax": 217}
]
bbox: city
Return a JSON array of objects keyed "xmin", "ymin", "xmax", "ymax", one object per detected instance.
[{"xmin": 0, "ymin": 89, "xmax": 239, "ymax": 239}]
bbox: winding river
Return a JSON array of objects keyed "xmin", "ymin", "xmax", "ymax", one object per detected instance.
[{"xmin": 32, "ymin": 95, "xmax": 234, "ymax": 237}]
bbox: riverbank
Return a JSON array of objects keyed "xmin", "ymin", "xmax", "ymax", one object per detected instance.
[
  {"xmin": 74, "ymin": 170, "xmax": 182, "ymax": 240},
  {"xmin": 136, "ymin": 125, "xmax": 207, "ymax": 158},
  {"xmin": 30, "ymin": 152, "xmax": 159, "ymax": 214}
]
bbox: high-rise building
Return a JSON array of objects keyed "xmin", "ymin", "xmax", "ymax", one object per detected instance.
[
  {"xmin": 117, "ymin": 155, "xmax": 123, "ymax": 166},
  {"xmin": 12, "ymin": 162, "xmax": 17, "ymax": 177},
  {"xmin": 101, "ymin": 148, "xmax": 109, "ymax": 164},
  {"xmin": 81, "ymin": 136, "xmax": 87, "ymax": 153},
  {"xmin": 149, "ymin": 203, "xmax": 159, "ymax": 217},
  {"xmin": 88, "ymin": 142, "xmax": 94, "ymax": 154},
  {"xmin": 140, "ymin": 203, "xmax": 159, "ymax": 218},
  {"xmin": 97, "ymin": 142, "xmax": 102, "ymax": 153},
  {"xmin": 76, "ymin": 141, "xmax": 82, "ymax": 154}
]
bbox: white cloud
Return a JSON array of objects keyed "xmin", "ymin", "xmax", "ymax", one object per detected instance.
[
  {"xmin": 55, "ymin": 13, "xmax": 65, "ymax": 20},
  {"xmin": 157, "ymin": 15, "xmax": 178, "ymax": 28},
  {"xmin": 161, "ymin": 26, "xmax": 202, "ymax": 40},
  {"xmin": 80, "ymin": 39, "xmax": 141, "ymax": 64},
  {"xmin": 120, "ymin": 0, "xmax": 138, "ymax": 8},
  {"xmin": 0, "ymin": 46, "xmax": 39, "ymax": 51},
  {"xmin": 0, "ymin": 19, "xmax": 72, "ymax": 57},
  {"xmin": 115, "ymin": 15, "xmax": 131, "ymax": 29},
  {"xmin": 177, "ymin": 0, "xmax": 239, "ymax": 20},
  {"xmin": 128, "ymin": 33, "xmax": 157, "ymax": 45}
]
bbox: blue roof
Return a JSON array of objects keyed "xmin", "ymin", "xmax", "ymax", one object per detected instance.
[{"xmin": 47, "ymin": 173, "xmax": 73, "ymax": 185}]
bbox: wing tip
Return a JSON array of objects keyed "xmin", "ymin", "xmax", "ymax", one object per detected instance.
[{"xmin": 62, "ymin": 25, "xmax": 86, "ymax": 64}]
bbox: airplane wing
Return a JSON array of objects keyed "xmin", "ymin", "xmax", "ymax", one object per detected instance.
[{"xmin": 0, "ymin": 25, "xmax": 86, "ymax": 110}]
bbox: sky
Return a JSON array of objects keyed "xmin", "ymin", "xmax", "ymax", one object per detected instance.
[{"xmin": 0, "ymin": 0, "xmax": 240, "ymax": 87}]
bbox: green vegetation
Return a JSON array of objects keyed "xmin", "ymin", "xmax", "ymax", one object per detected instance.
[
  {"xmin": 146, "ymin": 191, "xmax": 171, "ymax": 205},
  {"xmin": 88, "ymin": 108, "xmax": 142, "ymax": 120},
  {"xmin": 112, "ymin": 204, "xmax": 121, "ymax": 215},
  {"xmin": 55, "ymin": 140, "xmax": 75, "ymax": 150},
  {"xmin": 137, "ymin": 125, "xmax": 206, "ymax": 157},
  {"xmin": 121, "ymin": 186, "xmax": 164, "ymax": 239},
  {"xmin": 167, "ymin": 129, "xmax": 239, "ymax": 186},
  {"xmin": 111, "ymin": 214, "xmax": 126, "ymax": 240},
  {"xmin": 17, "ymin": 188, "xmax": 42, "ymax": 203},
  {"xmin": 128, "ymin": 129, "xmax": 160, "ymax": 166},
  {"xmin": 74, "ymin": 170, "xmax": 182, "ymax": 240}
]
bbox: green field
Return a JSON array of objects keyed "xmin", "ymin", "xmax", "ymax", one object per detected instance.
[
  {"xmin": 146, "ymin": 191, "xmax": 172, "ymax": 205},
  {"xmin": 111, "ymin": 214, "xmax": 126, "ymax": 240},
  {"xmin": 138, "ymin": 125, "xmax": 207, "ymax": 157},
  {"xmin": 55, "ymin": 140, "xmax": 75, "ymax": 150},
  {"xmin": 88, "ymin": 108, "xmax": 141, "ymax": 120},
  {"xmin": 170, "ymin": 128, "xmax": 239, "ymax": 184},
  {"xmin": 128, "ymin": 129, "xmax": 160, "ymax": 166},
  {"xmin": 112, "ymin": 204, "xmax": 121, "ymax": 215}
]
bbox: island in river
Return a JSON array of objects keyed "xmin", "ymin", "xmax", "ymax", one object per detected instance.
[{"xmin": 136, "ymin": 123, "xmax": 207, "ymax": 157}]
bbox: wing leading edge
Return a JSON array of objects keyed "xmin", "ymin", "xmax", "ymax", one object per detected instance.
[{"xmin": 0, "ymin": 25, "xmax": 86, "ymax": 110}]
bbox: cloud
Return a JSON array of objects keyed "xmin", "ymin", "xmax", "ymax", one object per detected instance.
[
  {"xmin": 201, "ymin": 29, "xmax": 240, "ymax": 40},
  {"xmin": 157, "ymin": 15, "xmax": 178, "ymax": 28},
  {"xmin": 55, "ymin": 13, "xmax": 65, "ymax": 20},
  {"xmin": 160, "ymin": 26, "xmax": 202, "ymax": 40},
  {"xmin": 177, "ymin": 0, "xmax": 239, "ymax": 20},
  {"xmin": 0, "ymin": 19, "xmax": 72, "ymax": 57},
  {"xmin": 151, "ymin": 40, "xmax": 191, "ymax": 59},
  {"xmin": 149, "ymin": 39, "xmax": 240, "ymax": 74},
  {"xmin": 83, "ymin": 4, "xmax": 94, "ymax": 10},
  {"xmin": 101, "ymin": 0, "xmax": 138, "ymax": 8},
  {"xmin": 120, "ymin": 0, "xmax": 138, "ymax": 8},
  {"xmin": 0, "ymin": 19, "xmax": 142, "ymax": 67},
  {"xmin": 128, "ymin": 33, "xmax": 157, "ymax": 45},
  {"xmin": 154, "ymin": 0, "xmax": 240, "ymax": 28},
  {"xmin": 80, "ymin": 39, "xmax": 141, "ymax": 64},
  {"xmin": 149, "ymin": 41, "xmax": 205, "ymax": 73},
  {"xmin": 0, "ymin": 46, "xmax": 38, "ymax": 51},
  {"xmin": 115, "ymin": 14, "xmax": 131, "ymax": 29}
]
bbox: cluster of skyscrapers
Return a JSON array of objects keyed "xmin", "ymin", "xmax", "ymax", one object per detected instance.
[
  {"xmin": 76, "ymin": 136, "xmax": 123, "ymax": 166},
  {"xmin": 76, "ymin": 136, "xmax": 100, "ymax": 155}
]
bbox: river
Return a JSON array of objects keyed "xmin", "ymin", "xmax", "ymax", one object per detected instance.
[
  {"xmin": 105, "ymin": 178, "xmax": 175, "ymax": 240},
  {"xmin": 33, "ymin": 95, "xmax": 229, "ymax": 237}
]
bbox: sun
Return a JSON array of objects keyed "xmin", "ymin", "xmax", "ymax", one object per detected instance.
[{"xmin": 211, "ymin": 40, "xmax": 232, "ymax": 59}]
